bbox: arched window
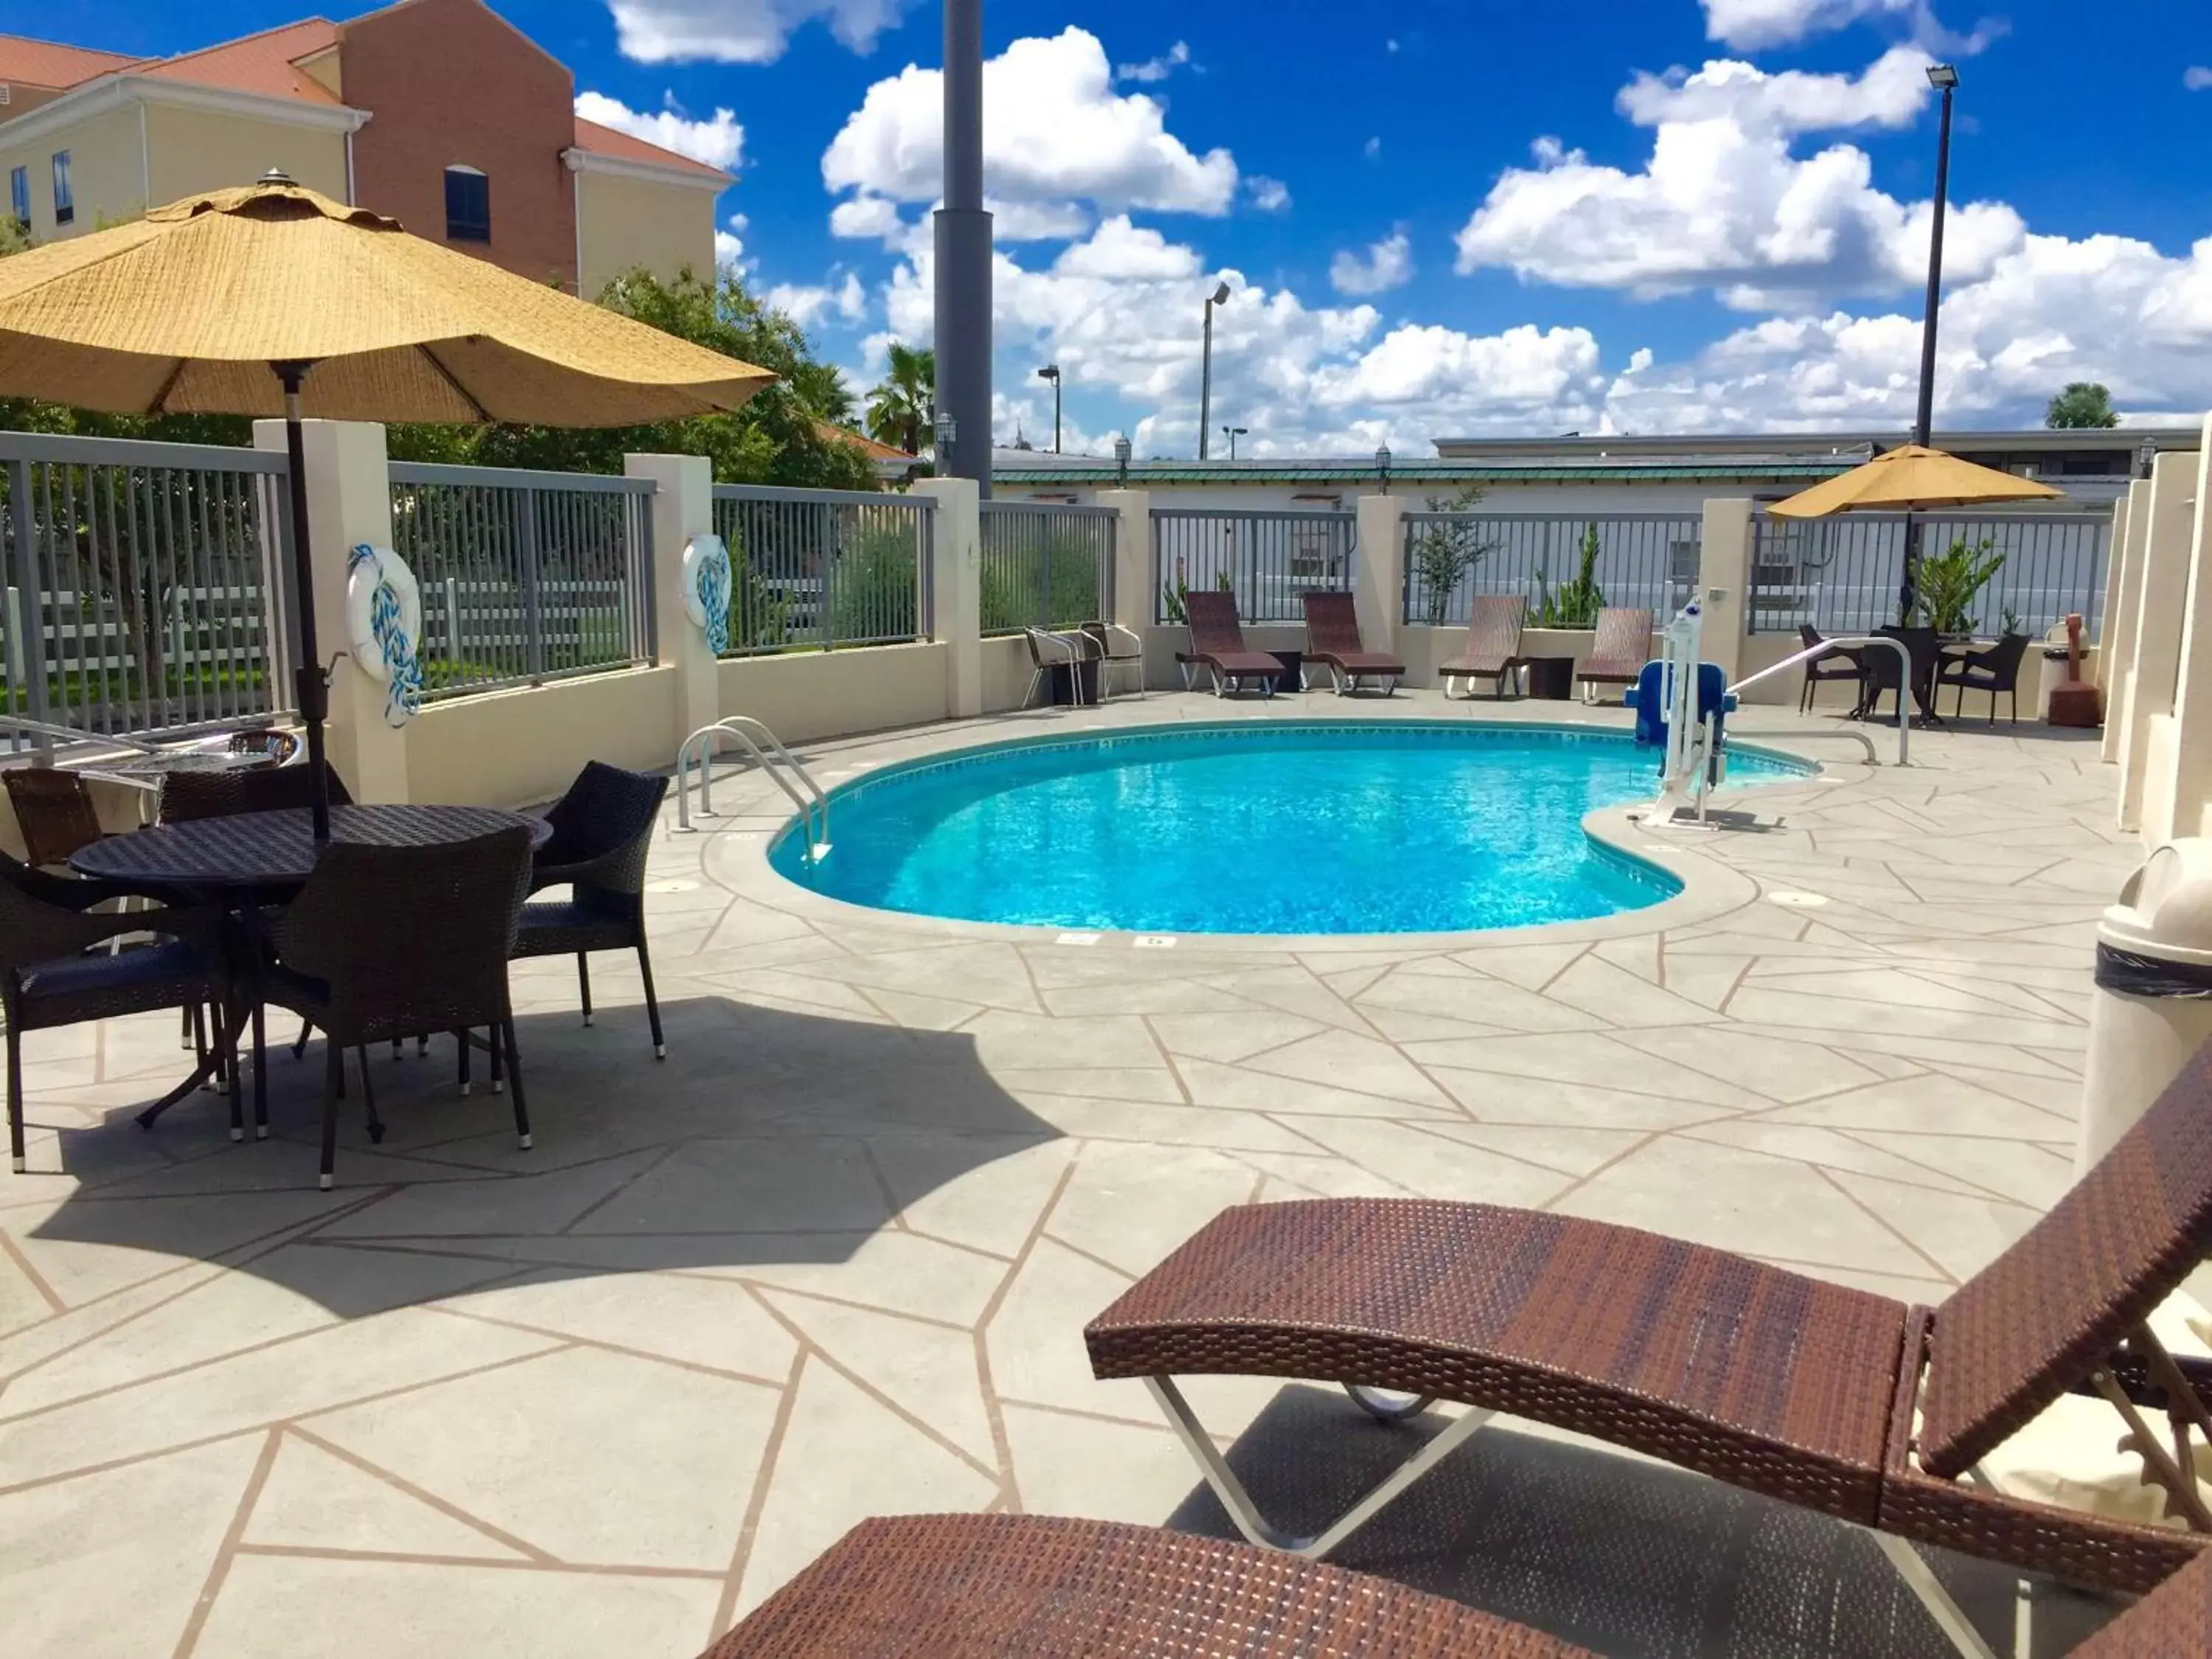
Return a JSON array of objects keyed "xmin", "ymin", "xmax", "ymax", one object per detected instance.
[{"xmin": 444, "ymin": 164, "xmax": 489, "ymax": 243}]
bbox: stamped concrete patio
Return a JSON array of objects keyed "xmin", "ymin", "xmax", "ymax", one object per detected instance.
[{"xmin": 0, "ymin": 692, "xmax": 2138, "ymax": 1658}]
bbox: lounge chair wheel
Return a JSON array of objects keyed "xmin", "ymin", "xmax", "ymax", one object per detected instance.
[{"xmin": 1342, "ymin": 1384, "xmax": 1437, "ymax": 1422}]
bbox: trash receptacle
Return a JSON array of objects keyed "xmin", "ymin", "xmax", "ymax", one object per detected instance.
[{"xmin": 2079, "ymin": 838, "xmax": 2212, "ymax": 1171}]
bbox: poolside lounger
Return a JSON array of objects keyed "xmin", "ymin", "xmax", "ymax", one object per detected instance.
[
  {"xmin": 1085, "ymin": 1044, "xmax": 2212, "ymax": 1659},
  {"xmin": 1180, "ymin": 591, "xmax": 1284, "ymax": 698},
  {"xmin": 699, "ymin": 1509, "xmax": 2211, "ymax": 1657},
  {"xmin": 1299, "ymin": 591, "xmax": 1404, "ymax": 695},
  {"xmin": 1576, "ymin": 606, "xmax": 1654, "ymax": 701},
  {"xmin": 1439, "ymin": 595, "xmax": 1528, "ymax": 699}
]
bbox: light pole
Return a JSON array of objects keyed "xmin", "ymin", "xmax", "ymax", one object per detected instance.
[
  {"xmin": 935, "ymin": 0, "xmax": 992, "ymax": 493},
  {"xmin": 1036, "ymin": 364, "xmax": 1061, "ymax": 454},
  {"xmin": 1198, "ymin": 280, "xmax": 1231, "ymax": 459},
  {"xmin": 1222, "ymin": 425, "xmax": 1247, "ymax": 459},
  {"xmin": 1902, "ymin": 61, "xmax": 1958, "ymax": 624}
]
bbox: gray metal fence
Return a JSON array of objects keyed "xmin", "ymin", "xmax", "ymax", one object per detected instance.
[
  {"xmin": 710, "ymin": 484, "xmax": 933, "ymax": 655},
  {"xmin": 978, "ymin": 501, "xmax": 1116, "ymax": 636},
  {"xmin": 1401, "ymin": 512, "xmax": 1700, "ymax": 627},
  {"xmin": 1748, "ymin": 510, "xmax": 2110, "ymax": 636},
  {"xmin": 387, "ymin": 462, "xmax": 656, "ymax": 700},
  {"xmin": 0, "ymin": 431, "xmax": 295, "ymax": 745},
  {"xmin": 1152, "ymin": 508, "xmax": 1355, "ymax": 623}
]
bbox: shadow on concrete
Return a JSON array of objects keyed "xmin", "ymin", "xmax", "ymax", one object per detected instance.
[
  {"xmin": 1164, "ymin": 1385, "xmax": 2124, "ymax": 1659},
  {"xmin": 24, "ymin": 994, "xmax": 1062, "ymax": 1315}
]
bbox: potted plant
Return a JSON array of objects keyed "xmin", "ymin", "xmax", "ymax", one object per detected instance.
[
  {"xmin": 1912, "ymin": 535, "xmax": 2006, "ymax": 635},
  {"xmin": 1531, "ymin": 522, "xmax": 1604, "ymax": 629}
]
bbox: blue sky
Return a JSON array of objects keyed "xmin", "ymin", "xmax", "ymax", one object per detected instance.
[{"xmin": 18, "ymin": 0, "xmax": 2212, "ymax": 453}]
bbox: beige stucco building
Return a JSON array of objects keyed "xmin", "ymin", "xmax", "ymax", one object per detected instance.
[{"xmin": 0, "ymin": 0, "xmax": 726, "ymax": 293}]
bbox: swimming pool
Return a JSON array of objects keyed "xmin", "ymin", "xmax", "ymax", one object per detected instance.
[{"xmin": 769, "ymin": 722, "xmax": 1806, "ymax": 936}]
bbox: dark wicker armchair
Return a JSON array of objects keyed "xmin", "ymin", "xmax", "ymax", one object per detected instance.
[
  {"xmin": 160, "ymin": 762, "xmax": 352, "ymax": 824},
  {"xmin": 0, "ymin": 852, "xmax": 232, "ymax": 1172},
  {"xmin": 261, "ymin": 828, "xmax": 535, "ymax": 1189},
  {"xmin": 1796, "ymin": 623, "xmax": 1866, "ymax": 713},
  {"xmin": 512, "ymin": 762, "xmax": 670, "ymax": 1058},
  {"xmin": 1937, "ymin": 632, "xmax": 2031, "ymax": 724},
  {"xmin": 4, "ymin": 767, "xmax": 108, "ymax": 869}
]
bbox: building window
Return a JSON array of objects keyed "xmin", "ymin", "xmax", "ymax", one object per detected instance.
[
  {"xmin": 50, "ymin": 151, "xmax": 71, "ymax": 226},
  {"xmin": 9, "ymin": 167, "xmax": 26, "ymax": 231},
  {"xmin": 443, "ymin": 166, "xmax": 488, "ymax": 242}
]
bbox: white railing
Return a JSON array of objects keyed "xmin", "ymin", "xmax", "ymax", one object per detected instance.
[
  {"xmin": 1728, "ymin": 634, "xmax": 1913, "ymax": 766},
  {"xmin": 674, "ymin": 716, "xmax": 830, "ymax": 853}
]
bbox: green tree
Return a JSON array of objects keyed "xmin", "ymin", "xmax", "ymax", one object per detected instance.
[
  {"xmin": 2045, "ymin": 382, "xmax": 2120, "ymax": 429},
  {"xmin": 1533, "ymin": 523, "xmax": 1606, "ymax": 629},
  {"xmin": 1407, "ymin": 483, "xmax": 1492, "ymax": 626},
  {"xmin": 1913, "ymin": 536, "xmax": 2006, "ymax": 633},
  {"xmin": 865, "ymin": 343, "xmax": 935, "ymax": 456}
]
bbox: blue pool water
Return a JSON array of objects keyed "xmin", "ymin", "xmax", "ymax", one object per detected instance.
[{"xmin": 771, "ymin": 723, "xmax": 1803, "ymax": 936}]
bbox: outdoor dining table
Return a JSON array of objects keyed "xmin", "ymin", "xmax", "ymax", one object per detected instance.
[{"xmin": 67, "ymin": 804, "xmax": 551, "ymax": 1125}]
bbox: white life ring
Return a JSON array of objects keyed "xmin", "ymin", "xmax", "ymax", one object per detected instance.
[
  {"xmin": 346, "ymin": 543, "xmax": 425, "ymax": 728},
  {"xmin": 683, "ymin": 534, "xmax": 732, "ymax": 655}
]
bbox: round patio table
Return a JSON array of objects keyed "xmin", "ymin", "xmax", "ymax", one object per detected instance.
[
  {"xmin": 86, "ymin": 750, "xmax": 273, "ymax": 780},
  {"xmin": 69, "ymin": 803, "xmax": 550, "ymax": 888}
]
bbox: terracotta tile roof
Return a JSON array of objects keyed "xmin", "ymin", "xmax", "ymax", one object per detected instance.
[
  {"xmin": 573, "ymin": 116, "xmax": 731, "ymax": 181},
  {"xmin": 817, "ymin": 420, "xmax": 915, "ymax": 462},
  {"xmin": 0, "ymin": 33, "xmax": 144, "ymax": 90},
  {"xmin": 136, "ymin": 19, "xmax": 341, "ymax": 105}
]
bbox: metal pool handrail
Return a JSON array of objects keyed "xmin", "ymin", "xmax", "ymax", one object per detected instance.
[
  {"xmin": 675, "ymin": 717, "xmax": 830, "ymax": 853},
  {"xmin": 1728, "ymin": 634, "xmax": 1911, "ymax": 767}
]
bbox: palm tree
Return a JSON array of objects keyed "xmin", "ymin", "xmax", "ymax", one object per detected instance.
[{"xmin": 866, "ymin": 343, "xmax": 935, "ymax": 456}]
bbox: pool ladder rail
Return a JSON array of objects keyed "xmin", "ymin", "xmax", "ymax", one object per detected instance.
[{"xmin": 675, "ymin": 717, "xmax": 831, "ymax": 858}]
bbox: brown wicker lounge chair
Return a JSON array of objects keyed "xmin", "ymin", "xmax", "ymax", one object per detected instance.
[
  {"xmin": 1086, "ymin": 1043, "xmax": 2212, "ymax": 1658},
  {"xmin": 700, "ymin": 1509, "xmax": 2211, "ymax": 1658},
  {"xmin": 1299, "ymin": 591, "xmax": 1404, "ymax": 695},
  {"xmin": 1574, "ymin": 606, "xmax": 1653, "ymax": 702},
  {"xmin": 1180, "ymin": 590, "xmax": 1283, "ymax": 698},
  {"xmin": 1437, "ymin": 595, "xmax": 1528, "ymax": 700}
]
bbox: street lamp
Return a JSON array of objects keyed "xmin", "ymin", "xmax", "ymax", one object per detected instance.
[
  {"xmin": 1198, "ymin": 280, "xmax": 1232, "ymax": 459},
  {"xmin": 1222, "ymin": 425, "xmax": 1248, "ymax": 459},
  {"xmin": 933, "ymin": 410, "xmax": 958, "ymax": 457},
  {"xmin": 1903, "ymin": 62, "xmax": 1958, "ymax": 623},
  {"xmin": 1375, "ymin": 443, "xmax": 1392, "ymax": 492},
  {"xmin": 1113, "ymin": 434, "xmax": 1132, "ymax": 486},
  {"xmin": 2140, "ymin": 436, "xmax": 2161, "ymax": 479},
  {"xmin": 1035, "ymin": 364, "xmax": 1061, "ymax": 455}
]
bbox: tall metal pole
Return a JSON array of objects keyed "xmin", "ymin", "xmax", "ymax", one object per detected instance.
[
  {"xmin": 934, "ymin": 0, "xmax": 992, "ymax": 495},
  {"xmin": 1903, "ymin": 69, "xmax": 1956, "ymax": 627},
  {"xmin": 1199, "ymin": 299, "xmax": 1215, "ymax": 461},
  {"xmin": 276, "ymin": 360, "xmax": 332, "ymax": 843}
]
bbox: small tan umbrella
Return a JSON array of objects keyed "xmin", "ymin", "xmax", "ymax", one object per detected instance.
[
  {"xmin": 0, "ymin": 174, "xmax": 776, "ymax": 834},
  {"xmin": 1766, "ymin": 443, "xmax": 2063, "ymax": 518}
]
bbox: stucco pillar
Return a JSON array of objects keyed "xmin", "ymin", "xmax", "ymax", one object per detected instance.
[
  {"xmin": 2118, "ymin": 453, "xmax": 2198, "ymax": 835},
  {"xmin": 2156, "ymin": 417, "xmax": 2212, "ymax": 841},
  {"xmin": 254, "ymin": 417, "xmax": 407, "ymax": 804},
  {"xmin": 624, "ymin": 453, "xmax": 716, "ymax": 751},
  {"xmin": 913, "ymin": 477, "xmax": 981, "ymax": 718},
  {"xmin": 1697, "ymin": 498, "xmax": 1754, "ymax": 682},
  {"xmin": 1093, "ymin": 488, "xmax": 1152, "ymax": 636},
  {"xmin": 2102, "ymin": 480, "xmax": 2152, "ymax": 764},
  {"xmin": 1354, "ymin": 495, "xmax": 1404, "ymax": 658}
]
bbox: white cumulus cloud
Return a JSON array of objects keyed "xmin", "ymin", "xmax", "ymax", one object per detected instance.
[
  {"xmin": 1116, "ymin": 41, "xmax": 1190, "ymax": 83},
  {"xmin": 1700, "ymin": 0, "xmax": 1924, "ymax": 49},
  {"xmin": 1246, "ymin": 176, "xmax": 1292, "ymax": 213},
  {"xmin": 1330, "ymin": 232, "xmax": 1414, "ymax": 296},
  {"xmin": 606, "ymin": 0, "xmax": 908, "ymax": 65},
  {"xmin": 1052, "ymin": 216, "xmax": 1200, "ymax": 281},
  {"xmin": 767, "ymin": 272, "xmax": 867, "ymax": 329},
  {"xmin": 574, "ymin": 91, "xmax": 743, "ymax": 170},
  {"xmin": 2188, "ymin": 66, "xmax": 2212, "ymax": 91},
  {"xmin": 822, "ymin": 29, "xmax": 1237, "ymax": 222}
]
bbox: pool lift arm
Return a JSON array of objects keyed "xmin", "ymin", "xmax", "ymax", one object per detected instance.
[{"xmin": 1630, "ymin": 600, "xmax": 1733, "ymax": 829}]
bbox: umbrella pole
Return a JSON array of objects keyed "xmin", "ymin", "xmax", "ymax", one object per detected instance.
[{"xmin": 275, "ymin": 361, "xmax": 332, "ymax": 843}]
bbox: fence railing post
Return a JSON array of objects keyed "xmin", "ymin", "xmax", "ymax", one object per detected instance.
[
  {"xmin": 7, "ymin": 456, "xmax": 52, "ymax": 742},
  {"xmin": 519, "ymin": 486, "xmax": 546, "ymax": 684},
  {"xmin": 1354, "ymin": 495, "xmax": 1402, "ymax": 661},
  {"xmin": 1697, "ymin": 499, "xmax": 1753, "ymax": 683},
  {"xmin": 912, "ymin": 478, "xmax": 981, "ymax": 718}
]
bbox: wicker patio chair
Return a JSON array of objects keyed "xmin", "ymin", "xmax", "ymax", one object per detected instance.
[
  {"xmin": 4, "ymin": 766, "xmax": 106, "ymax": 869},
  {"xmin": 510, "ymin": 761, "xmax": 669, "ymax": 1060},
  {"xmin": 1085, "ymin": 1043, "xmax": 2212, "ymax": 1658},
  {"xmin": 260, "ymin": 827, "xmax": 535, "ymax": 1189},
  {"xmin": 698, "ymin": 1509, "xmax": 2212, "ymax": 1659},
  {"xmin": 1797, "ymin": 622, "xmax": 1868, "ymax": 713},
  {"xmin": 160, "ymin": 761, "xmax": 352, "ymax": 824},
  {"xmin": 1865, "ymin": 625, "xmax": 1947, "ymax": 725},
  {"xmin": 1575, "ymin": 606, "xmax": 1654, "ymax": 701},
  {"xmin": 699, "ymin": 1512, "xmax": 1587, "ymax": 1658},
  {"xmin": 1298, "ymin": 591, "xmax": 1404, "ymax": 695},
  {"xmin": 1439, "ymin": 596, "xmax": 1528, "ymax": 700},
  {"xmin": 0, "ymin": 851, "xmax": 233, "ymax": 1172},
  {"xmin": 1180, "ymin": 591, "xmax": 1283, "ymax": 698},
  {"xmin": 1938, "ymin": 632, "xmax": 2032, "ymax": 724}
]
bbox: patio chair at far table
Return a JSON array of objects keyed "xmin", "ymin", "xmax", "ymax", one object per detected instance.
[
  {"xmin": 1797, "ymin": 623, "xmax": 1868, "ymax": 714},
  {"xmin": 1299, "ymin": 591, "xmax": 1405, "ymax": 696},
  {"xmin": 1938, "ymin": 633, "xmax": 2032, "ymax": 725},
  {"xmin": 1439, "ymin": 596, "xmax": 1528, "ymax": 700},
  {"xmin": 258, "ymin": 827, "xmax": 535, "ymax": 1189},
  {"xmin": 1083, "ymin": 1043, "xmax": 2212, "ymax": 1659},
  {"xmin": 1021, "ymin": 627, "xmax": 1092, "ymax": 709},
  {"xmin": 1180, "ymin": 591, "xmax": 1284, "ymax": 698},
  {"xmin": 4, "ymin": 766, "xmax": 107, "ymax": 871},
  {"xmin": 1079, "ymin": 620, "xmax": 1146, "ymax": 701},
  {"xmin": 0, "ymin": 851, "xmax": 235, "ymax": 1172},
  {"xmin": 698, "ymin": 1508, "xmax": 2212, "ymax": 1658},
  {"xmin": 510, "ymin": 761, "xmax": 670, "ymax": 1061},
  {"xmin": 1863, "ymin": 625, "xmax": 1948, "ymax": 726},
  {"xmin": 1575, "ymin": 607, "xmax": 1655, "ymax": 703}
]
